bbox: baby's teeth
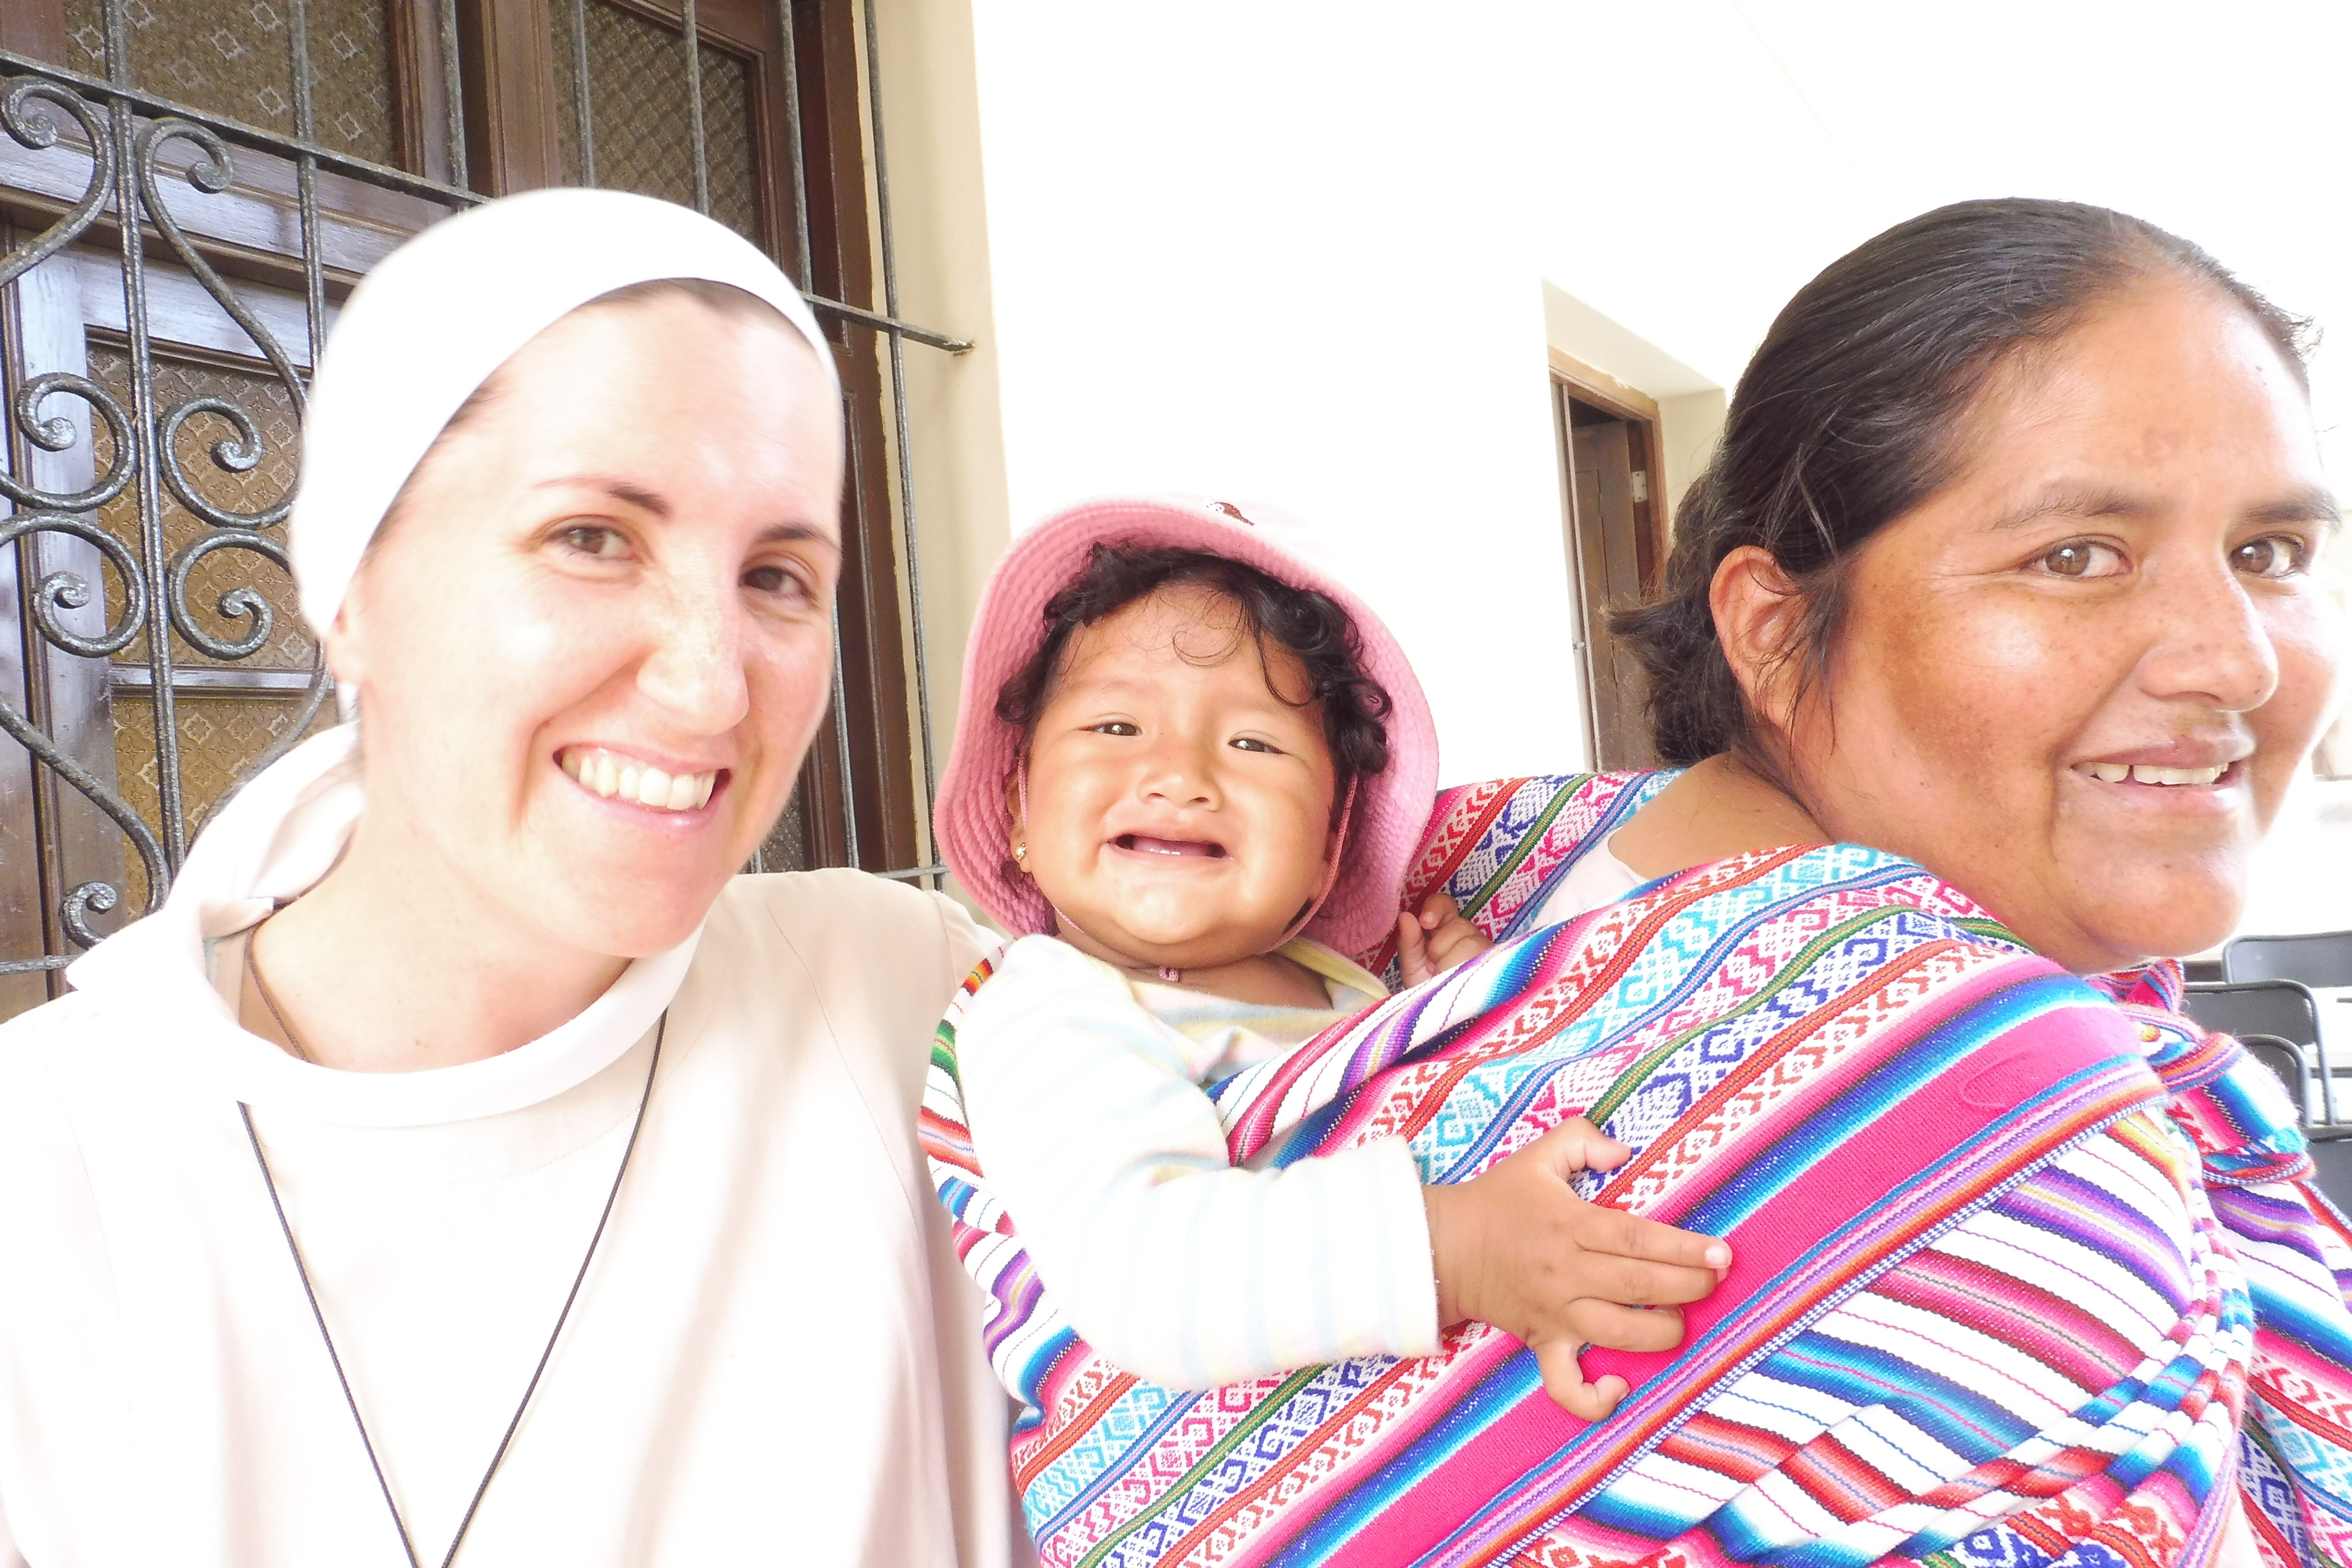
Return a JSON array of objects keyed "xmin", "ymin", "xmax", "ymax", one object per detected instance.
[
  {"xmin": 638, "ymin": 766, "xmax": 673, "ymax": 807},
  {"xmin": 666, "ymin": 771, "xmax": 699, "ymax": 810},
  {"xmin": 593, "ymin": 753, "xmax": 619, "ymax": 798},
  {"xmin": 696, "ymin": 774, "xmax": 715, "ymax": 808}
]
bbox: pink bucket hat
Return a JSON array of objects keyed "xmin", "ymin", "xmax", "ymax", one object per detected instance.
[{"xmin": 934, "ymin": 495, "xmax": 1437, "ymax": 960}]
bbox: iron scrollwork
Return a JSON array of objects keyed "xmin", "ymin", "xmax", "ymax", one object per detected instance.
[{"xmin": 0, "ymin": 27, "xmax": 378, "ymax": 983}]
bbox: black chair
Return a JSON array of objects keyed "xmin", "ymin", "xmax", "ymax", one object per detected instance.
[
  {"xmin": 2182, "ymin": 979, "xmax": 2331, "ymax": 1122},
  {"xmin": 2236, "ymin": 1035, "xmax": 2313, "ymax": 1118},
  {"xmin": 2225, "ymin": 929, "xmax": 2352, "ymax": 988}
]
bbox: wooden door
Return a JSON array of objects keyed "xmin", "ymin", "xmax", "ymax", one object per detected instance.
[{"xmin": 1554, "ymin": 371, "xmax": 1665, "ymax": 771}]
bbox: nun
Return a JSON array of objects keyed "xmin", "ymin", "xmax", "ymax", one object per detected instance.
[{"xmin": 0, "ymin": 190, "xmax": 1022, "ymax": 1567}]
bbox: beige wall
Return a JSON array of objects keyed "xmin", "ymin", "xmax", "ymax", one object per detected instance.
[{"xmin": 867, "ymin": 0, "xmax": 1010, "ymax": 874}]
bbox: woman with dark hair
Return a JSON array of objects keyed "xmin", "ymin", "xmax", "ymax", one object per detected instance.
[{"xmin": 921, "ymin": 200, "xmax": 2346, "ymax": 1565}]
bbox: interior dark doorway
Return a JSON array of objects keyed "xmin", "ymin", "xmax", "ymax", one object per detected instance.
[{"xmin": 1551, "ymin": 352, "xmax": 1669, "ymax": 772}]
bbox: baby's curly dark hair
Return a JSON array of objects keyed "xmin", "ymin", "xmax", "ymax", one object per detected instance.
[{"xmin": 995, "ymin": 544, "xmax": 1392, "ymax": 807}]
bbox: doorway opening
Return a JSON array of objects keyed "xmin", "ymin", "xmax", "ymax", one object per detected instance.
[{"xmin": 1552, "ymin": 355, "xmax": 1669, "ymax": 771}]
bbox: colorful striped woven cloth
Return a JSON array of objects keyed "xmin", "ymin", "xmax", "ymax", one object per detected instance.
[{"xmin": 922, "ymin": 774, "xmax": 2352, "ymax": 1566}]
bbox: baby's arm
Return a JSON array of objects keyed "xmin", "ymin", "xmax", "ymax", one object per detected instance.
[
  {"xmin": 1426, "ymin": 1121, "xmax": 1731, "ymax": 1419},
  {"xmin": 956, "ymin": 936, "xmax": 1728, "ymax": 1411},
  {"xmin": 1395, "ymin": 892, "xmax": 1491, "ymax": 985},
  {"xmin": 955, "ymin": 935, "xmax": 1437, "ymax": 1389}
]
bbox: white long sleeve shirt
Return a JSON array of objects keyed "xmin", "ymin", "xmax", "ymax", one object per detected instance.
[
  {"xmin": 0, "ymin": 726, "xmax": 1025, "ymax": 1568},
  {"xmin": 952, "ymin": 935, "xmax": 1439, "ymax": 1390}
]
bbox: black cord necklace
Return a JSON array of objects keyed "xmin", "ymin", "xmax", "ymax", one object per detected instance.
[{"xmin": 237, "ymin": 934, "xmax": 664, "ymax": 1568}]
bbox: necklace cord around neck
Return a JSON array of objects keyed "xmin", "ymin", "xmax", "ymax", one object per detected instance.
[
  {"xmin": 237, "ymin": 1014, "xmax": 667, "ymax": 1568},
  {"xmin": 243, "ymin": 923, "xmax": 315, "ymax": 1065}
]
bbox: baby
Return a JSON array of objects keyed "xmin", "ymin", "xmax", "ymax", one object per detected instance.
[{"xmin": 933, "ymin": 497, "xmax": 1728, "ymax": 1417}]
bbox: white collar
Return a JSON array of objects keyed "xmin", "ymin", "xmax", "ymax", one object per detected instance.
[{"xmin": 67, "ymin": 725, "xmax": 701, "ymax": 1128}]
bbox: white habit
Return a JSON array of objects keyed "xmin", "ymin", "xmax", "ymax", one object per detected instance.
[{"xmin": 0, "ymin": 728, "xmax": 1024, "ymax": 1566}]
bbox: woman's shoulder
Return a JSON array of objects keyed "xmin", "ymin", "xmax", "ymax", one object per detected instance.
[
  {"xmin": 694, "ymin": 867, "xmax": 994, "ymax": 1025},
  {"xmin": 710, "ymin": 860, "xmax": 978, "ymax": 930},
  {"xmin": 0, "ymin": 990, "xmax": 143, "ymax": 1188},
  {"xmin": 0, "ymin": 989, "xmax": 121, "ymax": 1096}
]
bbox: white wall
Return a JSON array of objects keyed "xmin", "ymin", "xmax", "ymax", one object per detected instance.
[
  {"xmin": 965, "ymin": 7, "xmax": 1581, "ymax": 783},
  {"xmin": 1524, "ymin": 0, "xmax": 2352, "ymax": 480},
  {"xmin": 940, "ymin": 0, "xmax": 2352, "ymax": 791}
]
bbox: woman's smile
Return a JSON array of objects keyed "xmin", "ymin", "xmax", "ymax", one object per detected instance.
[
  {"xmin": 557, "ymin": 744, "xmax": 724, "ymax": 814},
  {"xmin": 2066, "ymin": 738, "xmax": 2253, "ymax": 815}
]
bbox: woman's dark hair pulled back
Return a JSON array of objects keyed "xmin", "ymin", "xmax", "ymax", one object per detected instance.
[{"xmin": 1616, "ymin": 196, "xmax": 2313, "ymax": 767}]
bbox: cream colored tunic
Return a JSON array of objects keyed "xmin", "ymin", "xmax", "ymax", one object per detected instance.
[{"xmin": 0, "ymin": 735, "xmax": 1022, "ymax": 1567}]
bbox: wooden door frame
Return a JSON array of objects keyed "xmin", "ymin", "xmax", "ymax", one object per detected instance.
[{"xmin": 1547, "ymin": 347, "xmax": 1668, "ymax": 593}]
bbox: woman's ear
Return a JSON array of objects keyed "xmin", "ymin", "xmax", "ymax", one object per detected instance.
[{"xmin": 1709, "ymin": 545, "xmax": 1809, "ymax": 732}]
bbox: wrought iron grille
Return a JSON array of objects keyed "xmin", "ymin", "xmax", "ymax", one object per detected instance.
[{"xmin": 0, "ymin": 0, "xmax": 965, "ymax": 1015}]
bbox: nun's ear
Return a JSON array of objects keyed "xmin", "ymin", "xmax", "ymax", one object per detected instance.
[{"xmin": 318, "ymin": 574, "xmax": 374, "ymax": 701}]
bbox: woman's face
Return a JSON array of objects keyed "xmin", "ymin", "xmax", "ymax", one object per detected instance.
[
  {"xmin": 328, "ymin": 295, "xmax": 843, "ymax": 957},
  {"xmin": 1777, "ymin": 275, "xmax": 2341, "ymax": 974}
]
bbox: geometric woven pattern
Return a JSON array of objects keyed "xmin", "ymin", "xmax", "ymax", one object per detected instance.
[{"xmin": 924, "ymin": 775, "xmax": 2352, "ymax": 1566}]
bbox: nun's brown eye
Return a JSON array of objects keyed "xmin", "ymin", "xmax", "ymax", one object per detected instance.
[{"xmin": 558, "ymin": 523, "xmax": 629, "ymax": 558}]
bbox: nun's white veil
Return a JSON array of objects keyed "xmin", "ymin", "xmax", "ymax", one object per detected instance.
[
  {"xmin": 72, "ymin": 190, "xmax": 840, "ymax": 953},
  {"xmin": 290, "ymin": 186, "xmax": 835, "ymax": 640}
]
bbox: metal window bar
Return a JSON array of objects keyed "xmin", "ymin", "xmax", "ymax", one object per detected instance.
[
  {"xmin": 0, "ymin": 0, "xmax": 967, "ymax": 985},
  {"xmin": 555, "ymin": 0, "xmax": 966, "ymax": 880}
]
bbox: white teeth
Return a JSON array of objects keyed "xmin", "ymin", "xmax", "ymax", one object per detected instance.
[
  {"xmin": 2133, "ymin": 764, "xmax": 2226, "ymax": 787},
  {"xmin": 2078, "ymin": 761, "xmax": 2228, "ymax": 787},
  {"xmin": 559, "ymin": 748, "xmax": 718, "ymax": 813}
]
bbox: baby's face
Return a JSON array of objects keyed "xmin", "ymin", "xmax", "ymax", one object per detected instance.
[{"xmin": 1015, "ymin": 584, "xmax": 1339, "ymax": 972}]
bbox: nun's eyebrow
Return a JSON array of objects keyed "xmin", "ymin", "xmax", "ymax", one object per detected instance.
[
  {"xmin": 755, "ymin": 522, "xmax": 840, "ymax": 552},
  {"xmin": 534, "ymin": 474, "xmax": 672, "ymax": 516}
]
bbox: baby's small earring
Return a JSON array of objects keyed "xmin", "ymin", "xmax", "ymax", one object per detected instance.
[{"xmin": 1013, "ymin": 842, "xmax": 1029, "ymax": 870}]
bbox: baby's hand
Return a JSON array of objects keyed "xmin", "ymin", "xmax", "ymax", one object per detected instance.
[
  {"xmin": 1396, "ymin": 893, "xmax": 1492, "ymax": 986},
  {"xmin": 1422, "ymin": 1118, "xmax": 1730, "ymax": 1421}
]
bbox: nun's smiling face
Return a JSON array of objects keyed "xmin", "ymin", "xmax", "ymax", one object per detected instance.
[{"xmin": 328, "ymin": 291, "xmax": 843, "ymax": 955}]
